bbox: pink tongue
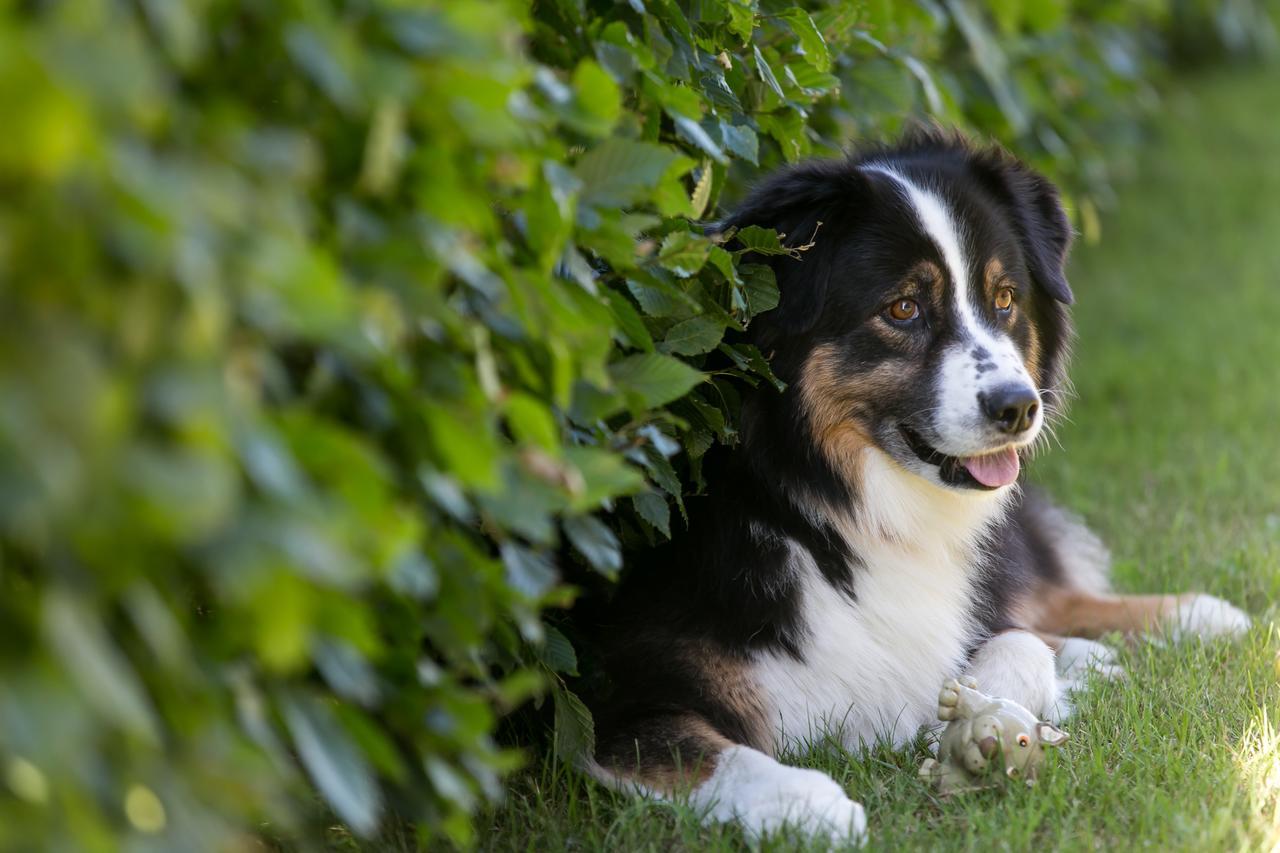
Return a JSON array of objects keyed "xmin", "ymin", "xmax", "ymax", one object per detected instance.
[{"xmin": 962, "ymin": 447, "xmax": 1021, "ymax": 488}]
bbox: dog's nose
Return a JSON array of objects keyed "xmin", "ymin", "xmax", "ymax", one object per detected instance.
[{"xmin": 980, "ymin": 385, "xmax": 1039, "ymax": 434}]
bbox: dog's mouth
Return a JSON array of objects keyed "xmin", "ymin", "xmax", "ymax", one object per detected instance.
[{"xmin": 898, "ymin": 425, "xmax": 1021, "ymax": 490}]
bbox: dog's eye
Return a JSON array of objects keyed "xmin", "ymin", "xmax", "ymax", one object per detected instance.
[
  {"xmin": 886, "ymin": 299, "xmax": 919, "ymax": 322},
  {"xmin": 1017, "ymin": 734, "xmax": 1030, "ymax": 748},
  {"xmin": 994, "ymin": 287, "xmax": 1015, "ymax": 312}
]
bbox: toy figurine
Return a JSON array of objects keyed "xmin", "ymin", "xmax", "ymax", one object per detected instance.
[{"xmin": 918, "ymin": 676, "xmax": 1069, "ymax": 795}]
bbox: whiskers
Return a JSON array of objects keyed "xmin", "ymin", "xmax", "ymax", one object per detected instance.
[{"xmin": 1026, "ymin": 382, "xmax": 1077, "ymax": 459}]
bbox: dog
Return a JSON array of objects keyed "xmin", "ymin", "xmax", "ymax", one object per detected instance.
[{"xmin": 584, "ymin": 130, "xmax": 1251, "ymax": 844}]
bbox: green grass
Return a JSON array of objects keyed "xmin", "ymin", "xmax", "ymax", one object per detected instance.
[{"xmin": 475, "ymin": 70, "xmax": 1280, "ymax": 851}]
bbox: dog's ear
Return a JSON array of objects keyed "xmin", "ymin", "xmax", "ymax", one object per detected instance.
[
  {"xmin": 715, "ymin": 160, "xmax": 867, "ymax": 336},
  {"xmin": 973, "ymin": 152, "xmax": 1075, "ymax": 305}
]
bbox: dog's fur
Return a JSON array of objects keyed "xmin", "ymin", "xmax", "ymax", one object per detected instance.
[{"xmin": 585, "ymin": 131, "xmax": 1250, "ymax": 843}]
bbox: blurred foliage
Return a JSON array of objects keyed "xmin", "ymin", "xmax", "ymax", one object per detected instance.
[{"xmin": 0, "ymin": 0, "xmax": 1273, "ymax": 849}]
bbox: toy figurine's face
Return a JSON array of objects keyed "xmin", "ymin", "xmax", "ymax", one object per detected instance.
[
  {"xmin": 968, "ymin": 716, "xmax": 1003, "ymax": 772},
  {"xmin": 1003, "ymin": 721, "xmax": 1069, "ymax": 780}
]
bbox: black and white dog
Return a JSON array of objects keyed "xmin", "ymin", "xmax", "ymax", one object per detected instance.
[{"xmin": 586, "ymin": 131, "xmax": 1251, "ymax": 843}]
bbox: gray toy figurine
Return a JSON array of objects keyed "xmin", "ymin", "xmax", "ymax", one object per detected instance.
[{"xmin": 919, "ymin": 676, "xmax": 1069, "ymax": 794}]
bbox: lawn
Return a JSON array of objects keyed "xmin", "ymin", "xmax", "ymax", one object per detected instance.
[{"xmin": 475, "ymin": 69, "xmax": 1280, "ymax": 851}]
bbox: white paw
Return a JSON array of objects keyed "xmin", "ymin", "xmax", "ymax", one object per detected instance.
[
  {"xmin": 1056, "ymin": 637, "xmax": 1124, "ymax": 686},
  {"xmin": 966, "ymin": 630, "xmax": 1059, "ymax": 720},
  {"xmin": 692, "ymin": 746, "xmax": 867, "ymax": 845},
  {"xmin": 1165, "ymin": 594, "xmax": 1251, "ymax": 640},
  {"xmin": 1047, "ymin": 690, "xmax": 1074, "ymax": 725}
]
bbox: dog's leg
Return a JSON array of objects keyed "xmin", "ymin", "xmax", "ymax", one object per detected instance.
[
  {"xmin": 590, "ymin": 713, "xmax": 867, "ymax": 845},
  {"xmin": 965, "ymin": 629, "xmax": 1069, "ymax": 722},
  {"xmin": 1028, "ymin": 587, "xmax": 1250, "ymax": 641},
  {"xmin": 1015, "ymin": 499, "xmax": 1250, "ymax": 641},
  {"xmin": 1037, "ymin": 631, "xmax": 1125, "ymax": 688}
]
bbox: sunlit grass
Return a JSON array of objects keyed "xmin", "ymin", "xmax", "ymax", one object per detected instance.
[{"xmin": 473, "ymin": 70, "xmax": 1280, "ymax": 851}]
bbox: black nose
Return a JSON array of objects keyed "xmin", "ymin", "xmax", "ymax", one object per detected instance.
[{"xmin": 981, "ymin": 385, "xmax": 1039, "ymax": 434}]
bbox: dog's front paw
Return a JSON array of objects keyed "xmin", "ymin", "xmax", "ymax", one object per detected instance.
[
  {"xmin": 763, "ymin": 778, "xmax": 866, "ymax": 846},
  {"xmin": 694, "ymin": 746, "xmax": 867, "ymax": 846},
  {"xmin": 965, "ymin": 630, "xmax": 1059, "ymax": 720},
  {"xmin": 1165, "ymin": 594, "xmax": 1251, "ymax": 640},
  {"xmin": 1056, "ymin": 637, "xmax": 1124, "ymax": 686}
]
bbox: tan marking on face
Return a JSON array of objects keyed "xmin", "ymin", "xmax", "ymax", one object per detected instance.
[
  {"xmin": 983, "ymin": 257, "xmax": 1006, "ymax": 292},
  {"xmin": 905, "ymin": 260, "xmax": 945, "ymax": 312},
  {"xmin": 983, "ymin": 256, "xmax": 1042, "ymax": 382},
  {"xmin": 1024, "ymin": 321, "xmax": 1042, "ymax": 387},
  {"xmin": 915, "ymin": 259, "xmax": 945, "ymax": 283},
  {"xmin": 799, "ymin": 344, "xmax": 902, "ymax": 484}
]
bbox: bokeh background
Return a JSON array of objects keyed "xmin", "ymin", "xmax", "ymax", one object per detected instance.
[{"xmin": 1, "ymin": 1, "xmax": 1278, "ymax": 849}]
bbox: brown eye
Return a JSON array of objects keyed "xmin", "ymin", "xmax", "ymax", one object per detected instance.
[
  {"xmin": 995, "ymin": 287, "xmax": 1015, "ymax": 312},
  {"xmin": 887, "ymin": 298, "xmax": 919, "ymax": 322},
  {"xmin": 1017, "ymin": 734, "xmax": 1030, "ymax": 748}
]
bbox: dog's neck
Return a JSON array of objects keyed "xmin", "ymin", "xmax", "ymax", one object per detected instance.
[
  {"xmin": 737, "ymin": 389, "xmax": 1012, "ymax": 563},
  {"xmin": 804, "ymin": 447, "xmax": 1014, "ymax": 564}
]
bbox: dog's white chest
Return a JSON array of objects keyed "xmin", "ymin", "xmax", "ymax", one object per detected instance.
[{"xmin": 751, "ymin": 539, "xmax": 981, "ymax": 751}]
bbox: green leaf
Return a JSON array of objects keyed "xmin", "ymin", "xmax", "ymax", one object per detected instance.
[
  {"xmin": 947, "ymin": 0, "xmax": 1029, "ymax": 134},
  {"xmin": 286, "ymin": 25, "xmax": 358, "ymax": 110},
  {"xmin": 689, "ymin": 393, "xmax": 730, "ymax": 438},
  {"xmin": 632, "ymin": 490, "xmax": 672, "ymax": 538},
  {"xmin": 733, "ymin": 225, "xmax": 796, "ymax": 256},
  {"xmin": 424, "ymin": 404, "xmax": 501, "ymax": 490},
  {"xmin": 753, "ymin": 45, "xmax": 785, "ymax": 100},
  {"xmin": 609, "ymin": 352, "xmax": 704, "ymax": 408},
  {"xmin": 44, "ymin": 592, "xmax": 159, "ymax": 743},
  {"xmin": 425, "ymin": 756, "xmax": 478, "ymax": 815},
  {"xmin": 742, "ymin": 263, "xmax": 779, "ymax": 317},
  {"xmin": 720, "ymin": 122, "xmax": 759, "ymax": 165},
  {"xmin": 660, "ymin": 316, "xmax": 726, "ymax": 355},
  {"xmin": 758, "ymin": 109, "xmax": 809, "ymax": 162},
  {"xmin": 708, "ymin": 246, "xmax": 743, "ymax": 286},
  {"xmin": 657, "ymin": 230, "xmax": 711, "ymax": 277},
  {"xmin": 564, "ymin": 446, "xmax": 646, "ymax": 507},
  {"xmin": 314, "ymin": 639, "xmax": 381, "ymax": 707},
  {"xmin": 784, "ymin": 10, "xmax": 832, "ymax": 72},
  {"xmin": 626, "ymin": 275, "xmax": 702, "ymax": 317},
  {"xmin": 563, "ymin": 514, "xmax": 623, "ymax": 577},
  {"xmin": 787, "ymin": 61, "xmax": 841, "ymax": 97},
  {"xmin": 700, "ymin": 71, "xmax": 743, "ymax": 112},
  {"xmin": 575, "ymin": 140, "xmax": 687, "ymax": 208},
  {"xmin": 282, "ymin": 693, "xmax": 383, "ymax": 837},
  {"xmin": 719, "ymin": 342, "xmax": 786, "ymax": 391},
  {"xmin": 604, "ymin": 288, "xmax": 655, "ymax": 351},
  {"xmin": 684, "ymin": 426, "xmax": 714, "ymax": 460},
  {"xmin": 1023, "ymin": 0, "xmax": 1068, "ymax": 33},
  {"xmin": 727, "ymin": 0, "xmax": 756, "ymax": 41},
  {"xmin": 504, "ymin": 393, "xmax": 561, "ymax": 452},
  {"xmin": 640, "ymin": 445, "xmax": 683, "ymax": 499},
  {"xmin": 500, "ymin": 542, "xmax": 559, "ymax": 599},
  {"xmin": 539, "ymin": 625, "xmax": 580, "ymax": 675},
  {"xmin": 690, "ymin": 162, "xmax": 713, "ymax": 218},
  {"xmin": 648, "ymin": 78, "xmax": 703, "ymax": 118},
  {"xmin": 479, "ymin": 466, "xmax": 559, "ymax": 543},
  {"xmin": 672, "ymin": 116, "xmax": 727, "ymax": 163},
  {"xmin": 570, "ymin": 59, "xmax": 621, "ymax": 137},
  {"xmin": 552, "ymin": 682, "xmax": 596, "ymax": 764}
]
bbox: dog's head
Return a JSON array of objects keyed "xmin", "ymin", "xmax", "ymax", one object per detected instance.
[{"xmin": 725, "ymin": 131, "xmax": 1074, "ymax": 497}]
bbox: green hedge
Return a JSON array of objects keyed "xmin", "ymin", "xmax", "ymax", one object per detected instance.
[{"xmin": 0, "ymin": 0, "xmax": 1272, "ymax": 848}]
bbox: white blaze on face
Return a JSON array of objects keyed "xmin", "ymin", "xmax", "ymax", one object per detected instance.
[{"xmin": 863, "ymin": 165, "xmax": 1042, "ymax": 456}]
